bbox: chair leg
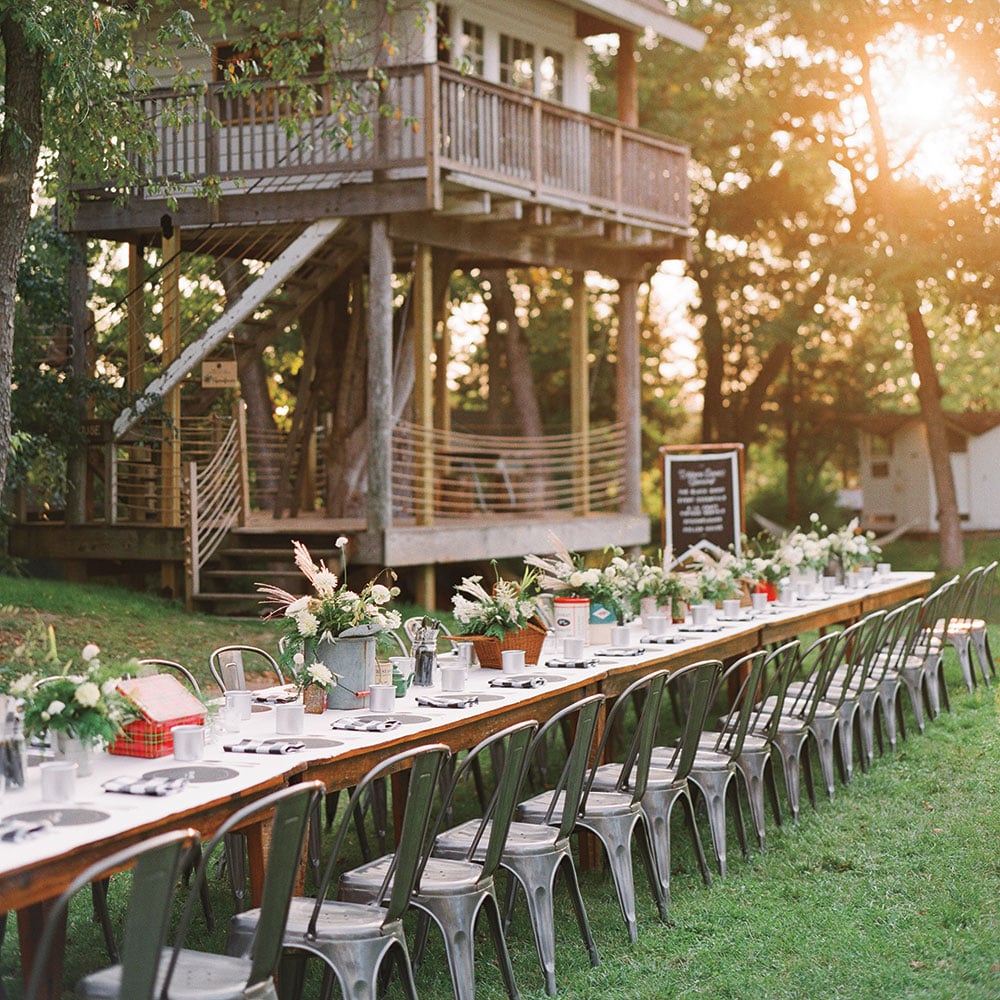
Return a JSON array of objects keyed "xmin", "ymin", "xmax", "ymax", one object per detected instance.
[
  {"xmin": 771, "ymin": 729, "xmax": 809, "ymax": 821},
  {"xmin": 764, "ymin": 757, "xmax": 783, "ymax": 829},
  {"xmin": 734, "ymin": 752, "xmax": 769, "ymax": 851},
  {"xmin": 90, "ymin": 878, "xmax": 119, "ymax": 962},
  {"xmin": 972, "ymin": 627, "xmax": 994, "ymax": 685},
  {"xmin": 806, "ymin": 716, "xmax": 839, "ymax": 802},
  {"xmin": 948, "ymin": 634, "xmax": 976, "ymax": 691},
  {"xmin": 689, "ymin": 768, "xmax": 735, "ymax": 877},
  {"xmin": 579, "ymin": 814, "xmax": 646, "ymax": 942}
]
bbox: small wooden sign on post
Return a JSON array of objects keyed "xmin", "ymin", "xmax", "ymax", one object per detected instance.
[
  {"xmin": 661, "ymin": 444, "xmax": 745, "ymax": 564},
  {"xmin": 201, "ymin": 360, "xmax": 239, "ymax": 388}
]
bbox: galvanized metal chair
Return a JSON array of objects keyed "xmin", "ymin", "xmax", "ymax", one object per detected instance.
[
  {"xmin": 77, "ymin": 781, "xmax": 322, "ymax": 1000},
  {"xmin": 208, "ymin": 645, "xmax": 284, "ymax": 692},
  {"xmin": 339, "ymin": 722, "xmax": 537, "ymax": 1000},
  {"xmin": 25, "ymin": 828, "xmax": 198, "ymax": 1000},
  {"xmin": 431, "ymin": 694, "xmax": 605, "ymax": 995},
  {"xmin": 681, "ymin": 652, "xmax": 767, "ymax": 875},
  {"xmin": 228, "ymin": 745, "xmax": 451, "ymax": 1000},
  {"xmin": 519, "ymin": 669, "xmax": 671, "ymax": 942}
]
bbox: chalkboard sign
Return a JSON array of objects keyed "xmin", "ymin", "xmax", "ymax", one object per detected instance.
[{"xmin": 662, "ymin": 446, "xmax": 744, "ymax": 562}]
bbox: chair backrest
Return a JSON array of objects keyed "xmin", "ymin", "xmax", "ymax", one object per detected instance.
[
  {"xmin": 529, "ymin": 694, "xmax": 605, "ymax": 838},
  {"xmin": 786, "ymin": 630, "xmax": 848, "ymax": 721},
  {"xmin": 585, "ymin": 668, "xmax": 669, "ymax": 806},
  {"xmin": 869, "ymin": 598, "xmax": 923, "ymax": 682},
  {"xmin": 209, "ymin": 644, "xmax": 284, "ymax": 691},
  {"xmin": 25, "ymin": 828, "xmax": 198, "ymax": 1000},
  {"xmin": 832, "ymin": 610, "xmax": 888, "ymax": 696},
  {"xmin": 708, "ymin": 651, "xmax": 769, "ymax": 758},
  {"xmin": 314, "ymin": 744, "xmax": 452, "ymax": 929},
  {"xmin": 655, "ymin": 659, "xmax": 724, "ymax": 780},
  {"xmin": 429, "ymin": 719, "xmax": 538, "ymax": 882},
  {"xmin": 748, "ymin": 640, "xmax": 802, "ymax": 740},
  {"xmin": 917, "ymin": 576, "xmax": 959, "ymax": 648},
  {"xmin": 971, "ymin": 560, "xmax": 997, "ymax": 622},
  {"xmin": 163, "ymin": 780, "xmax": 324, "ymax": 995},
  {"xmin": 952, "ymin": 565, "xmax": 984, "ymax": 623},
  {"xmin": 137, "ymin": 658, "xmax": 202, "ymax": 696}
]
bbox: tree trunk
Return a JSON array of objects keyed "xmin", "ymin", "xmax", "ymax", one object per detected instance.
[
  {"xmin": 0, "ymin": 15, "xmax": 44, "ymax": 499},
  {"xmin": 906, "ymin": 298, "xmax": 964, "ymax": 569},
  {"xmin": 483, "ymin": 268, "xmax": 544, "ymax": 438}
]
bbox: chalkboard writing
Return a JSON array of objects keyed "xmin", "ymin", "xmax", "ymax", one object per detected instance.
[{"xmin": 663, "ymin": 449, "xmax": 743, "ymax": 560}]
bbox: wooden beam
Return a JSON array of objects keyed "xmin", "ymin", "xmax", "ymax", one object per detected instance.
[
  {"xmin": 113, "ymin": 218, "xmax": 345, "ymax": 439},
  {"xmin": 617, "ymin": 30, "xmax": 639, "ymax": 128},
  {"xmin": 368, "ymin": 217, "xmax": 394, "ymax": 537},
  {"xmin": 413, "ymin": 244, "xmax": 434, "ymax": 527},
  {"xmin": 617, "ymin": 279, "xmax": 642, "ymax": 517},
  {"xmin": 161, "ymin": 223, "xmax": 182, "ymax": 531},
  {"xmin": 127, "ymin": 241, "xmax": 145, "ymax": 396},
  {"xmin": 570, "ymin": 271, "xmax": 591, "ymax": 515}
]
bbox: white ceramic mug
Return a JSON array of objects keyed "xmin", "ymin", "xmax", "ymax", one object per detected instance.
[
  {"xmin": 454, "ymin": 642, "xmax": 474, "ymax": 667},
  {"xmin": 751, "ymin": 592, "xmax": 768, "ymax": 613},
  {"xmin": 610, "ymin": 625, "xmax": 631, "ymax": 648},
  {"xmin": 796, "ymin": 582, "xmax": 813, "ymax": 601},
  {"xmin": 501, "ymin": 649, "xmax": 525, "ymax": 674},
  {"xmin": 562, "ymin": 636, "xmax": 586, "ymax": 661},
  {"xmin": 722, "ymin": 599, "xmax": 742, "ymax": 620},
  {"xmin": 645, "ymin": 614, "xmax": 668, "ymax": 637},
  {"xmin": 690, "ymin": 604, "xmax": 711, "ymax": 626},
  {"xmin": 877, "ymin": 562, "xmax": 891, "ymax": 577},
  {"xmin": 369, "ymin": 684, "xmax": 397, "ymax": 713},
  {"xmin": 274, "ymin": 702, "xmax": 306, "ymax": 735},
  {"xmin": 225, "ymin": 689, "xmax": 253, "ymax": 721},
  {"xmin": 439, "ymin": 666, "xmax": 467, "ymax": 692},
  {"xmin": 40, "ymin": 760, "xmax": 77, "ymax": 803},
  {"xmin": 172, "ymin": 724, "xmax": 205, "ymax": 762}
]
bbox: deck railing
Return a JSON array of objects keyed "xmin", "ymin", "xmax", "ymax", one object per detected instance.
[{"xmin": 88, "ymin": 64, "xmax": 689, "ymax": 231}]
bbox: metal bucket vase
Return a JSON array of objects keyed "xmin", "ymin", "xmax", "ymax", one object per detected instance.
[{"xmin": 308, "ymin": 635, "xmax": 377, "ymax": 711}]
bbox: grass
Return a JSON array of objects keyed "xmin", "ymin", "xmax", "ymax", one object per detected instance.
[{"xmin": 1, "ymin": 540, "xmax": 999, "ymax": 998}]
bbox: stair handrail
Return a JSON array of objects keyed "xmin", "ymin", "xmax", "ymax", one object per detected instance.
[{"xmin": 184, "ymin": 403, "xmax": 249, "ymax": 607}]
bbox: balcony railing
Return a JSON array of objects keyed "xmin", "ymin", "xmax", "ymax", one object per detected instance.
[{"xmin": 86, "ymin": 64, "xmax": 690, "ymax": 232}]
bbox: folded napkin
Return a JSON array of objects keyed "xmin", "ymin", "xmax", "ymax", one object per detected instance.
[
  {"xmin": 414, "ymin": 695, "xmax": 480, "ymax": 709},
  {"xmin": 103, "ymin": 775, "xmax": 188, "ymax": 797},
  {"xmin": 641, "ymin": 635, "xmax": 688, "ymax": 645},
  {"xmin": 545, "ymin": 658, "xmax": 596, "ymax": 669},
  {"xmin": 330, "ymin": 718, "xmax": 401, "ymax": 733},
  {"xmin": 252, "ymin": 686, "xmax": 299, "ymax": 704},
  {"xmin": 489, "ymin": 676, "xmax": 545, "ymax": 689},
  {"xmin": 223, "ymin": 739, "xmax": 305, "ymax": 754},
  {"xmin": 595, "ymin": 647, "xmax": 645, "ymax": 657},
  {"xmin": 678, "ymin": 624, "xmax": 724, "ymax": 633},
  {"xmin": 0, "ymin": 818, "xmax": 52, "ymax": 843}
]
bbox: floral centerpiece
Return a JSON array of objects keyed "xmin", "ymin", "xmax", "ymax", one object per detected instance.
[
  {"xmin": 630, "ymin": 554, "xmax": 691, "ymax": 619},
  {"xmin": 525, "ymin": 543, "xmax": 634, "ymax": 625},
  {"xmin": 827, "ymin": 517, "xmax": 881, "ymax": 572},
  {"xmin": 9, "ymin": 638, "xmax": 141, "ymax": 757},
  {"xmin": 773, "ymin": 514, "xmax": 833, "ymax": 581},
  {"xmin": 258, "ymin": 538, "xmax": 401, "ymax": 710},
  {"xmin": 451, "ymin": 565, "xmax": 546, "ymax": 668},
  {"xmin": 685, "ymin": 548, "xmax": 744, "ymax": 605}
]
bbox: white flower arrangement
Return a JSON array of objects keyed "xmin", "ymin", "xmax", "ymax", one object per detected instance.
[
  {"xmin": 452, "ymin": 565, "xmax": 541, "ymax": 641},
  {"xmin": 257, "ymin": 539, "xmax": 402, "ymax": 660},
  {"xmin": 525, "ymin": 542, "xmax": 633, "ymax": 624}
]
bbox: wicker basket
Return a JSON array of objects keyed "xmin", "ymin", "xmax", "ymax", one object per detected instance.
[{"xmin": 458, "ymin": 620, "xmax": 547, "ymax": 670}]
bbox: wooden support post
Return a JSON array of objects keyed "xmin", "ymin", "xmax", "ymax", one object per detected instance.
[
  {"xmin": 413, "ymin": 244, "xmax": 435, "ymax": 527},
  {"xmin": 161, "ymin": 222, "xmax": 182, "ymax": 596},
  {"xmin": 65, "ymin": 237, "xmax": 90, "ymax": 532},
  {"xmin": 616, "ymin": 279, "xmax": 642, "ymax": 517},
  {"xmin": 127, "ymin": 241, "xmax": 145, "ymax": 396},
  {"xmin": 617, "ymin": 30, "xmax": 639, "ymax": 128},
  {"xmin": 368, "ymin": 218, "xmax": 394, "ymax": 542},
  {"xmin": 570, "ymin": 271, "xmax": 591, "ymax": 514}
]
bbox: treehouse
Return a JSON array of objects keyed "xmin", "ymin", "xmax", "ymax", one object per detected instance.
[{"xmin": 11, "ymin": 0, "xmax": 704, "ymax": 611}]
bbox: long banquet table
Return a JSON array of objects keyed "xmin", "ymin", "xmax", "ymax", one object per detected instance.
[{"xmin": 0, "ymin": 571, "xmax": 933, "ymax": 998}]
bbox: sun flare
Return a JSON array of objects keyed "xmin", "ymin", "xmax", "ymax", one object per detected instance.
[{"xmin": 868, "ymin": 27, "xmax": 982, "ymax": 188}]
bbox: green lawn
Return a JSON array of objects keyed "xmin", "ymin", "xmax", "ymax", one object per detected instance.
[{"xmin": 1, "ymin": 554, "xmax": 999, "ymax": 999}]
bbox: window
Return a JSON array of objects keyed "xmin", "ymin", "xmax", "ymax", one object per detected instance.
[
  {"xmin": 461, "ymin": 20, "xmax": 485, "ymax": 76},
  {"xmin": 540, "ymin": 48, "xmax": 563, "ymax": 101},
  {"xmin": 213, "ymin": 39, "xmax": 325, "ymax": 124},
  {"xmin": 500, "ymin": 34, "xmax": 535, "ymax": 92}
]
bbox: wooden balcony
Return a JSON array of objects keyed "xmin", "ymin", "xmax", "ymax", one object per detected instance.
[{"xmin": 70, "ymin": 63, "xmax": 692, "ymax": 260}]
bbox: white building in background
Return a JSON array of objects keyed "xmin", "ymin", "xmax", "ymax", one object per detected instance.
[{"xmin": 855, "ymin": 412, "xmax": 1000, "ymax": 533}]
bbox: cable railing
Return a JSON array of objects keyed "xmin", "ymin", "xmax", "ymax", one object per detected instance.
[
  {"xmin": 391, "ymin": 420, "xmax": 627, "ymax": 520},
  {"xmin": 183, "ymin": 406, "xmax": 248, "ymax": 600}
]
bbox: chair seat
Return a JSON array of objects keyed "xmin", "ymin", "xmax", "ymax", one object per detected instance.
[
  {"xmin": 519, "ymin": 786, "xmax": 641, "ymax": 823},
  {"xmin": 340, "ymin": 853, "xmax": 485, "ymax": 902},
  {"xmin": 79, "ymin": 949, "xmax": 257, "ymax": 1000},
  {"xmin": 435, "ymin": 817, "xmax": 566, "ymax": 861}
]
